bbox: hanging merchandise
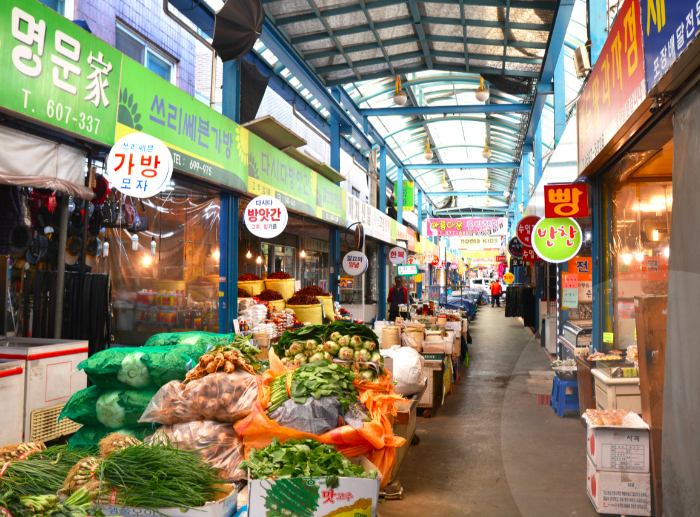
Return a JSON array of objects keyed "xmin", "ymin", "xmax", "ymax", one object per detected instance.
[
  {"xmin": 342, "ymin": 251, "xmax": 369, "ymax": 276},
  {"xmin": 531, "ymin": 217, "xmax": 583, "ymax": 263},
  {"xmin": 244, "ymin": 195, "xmax": 288, "ymax": 238},
  {"xmin": 106, "ymin": 133, "xmax": 173, "ymax": 198}
]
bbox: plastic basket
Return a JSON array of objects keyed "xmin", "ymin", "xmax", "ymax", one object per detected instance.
[
  {"xmin": 267, "ymin": 299, "xmax": 285, "ymax": 312},
  {"xmin": 286, "ymin": 303, "xmax": 323, "ymax": 325},
  {"xmin": 316, "ymin": 295, "xmax": 335, "ymax": 322},
  {"xmin": 30, "ymin": 403, "xmax": 81, "ymax": 442},
  {"xmin": 264, "ymin": 278, "xmax": 295, "ymax": 300},
  {"xmin": 238, "ymin": 280, "xmax": 264, "ymax": 297}
]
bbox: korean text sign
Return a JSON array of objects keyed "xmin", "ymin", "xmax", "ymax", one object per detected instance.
[
  {"xmin": 244, "ymin": 195, "xmax": 288, "ymax": 239},
  {"xmin": 106, "ymin": 133, "xmax": 172, "ymax": 198},
  {"xmin": 516, "ymin": 216, "xmax": 541, "ymax": 247},
  {"xmin": 577, "ymin": 0, "xmax": 646, "ymax": 175},
  {"xmin": 643, "ymin": 0, "xmax": 700, "ymax": 91},
  {"xmin": 402, "ymin": 181, "xmax": 414, "ymax": 211},
  {"xmin": 426, "ymin": 217, "xmax": 507, "ymax": 237},
  {"xmin": 544, "ymin": 184, "xmax": 589, "ymax": 218},
  {"xmin": 531, "ymin": 217, "xmax": 584, "ymax": 263},
  {"xmin": 0, "ymin": 0, "xmax": 122, "ymax": 145}
]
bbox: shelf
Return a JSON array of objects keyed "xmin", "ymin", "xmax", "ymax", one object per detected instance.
[
  {"xmin": 282, "ymin": 146, "xmax": 346, "ymax": 183},
  {"xmin": 243, "ymin": 116, "xmax": 307, "ymax": 150}
]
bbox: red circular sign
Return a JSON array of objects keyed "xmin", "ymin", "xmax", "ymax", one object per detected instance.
[
  {"xmin": 516, "ymin": 216, "xmax": 541, "ymax": 247},
  {"xmin": 522, "ymin": 246, "xmax": 543, "ymax": 263},
  {"xmin": 430, "ymin": 255, "xmax": 440, "ymax": 266}
]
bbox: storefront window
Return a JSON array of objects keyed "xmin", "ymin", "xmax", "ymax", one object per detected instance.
[{"xmin": 105, "ymin": 179, "xmax": 221, "ymax": 346}]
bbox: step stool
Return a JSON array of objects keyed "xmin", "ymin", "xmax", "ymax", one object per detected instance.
[{"xmin": 551, "ymin": 376, "xmax": 580, "ymax": 417}]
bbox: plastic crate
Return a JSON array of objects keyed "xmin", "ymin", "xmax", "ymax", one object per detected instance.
[{"xmin": 30, "ymin": 403, "xmax": 81, "ymax": 442}]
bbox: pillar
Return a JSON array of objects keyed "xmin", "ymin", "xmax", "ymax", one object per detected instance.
[
  {"xmin": 417, "ymin": 189, "xmax": 423, "ymax": 235},
  {"xmin": 522, "ymin": 154, "xmax": 530, "ymax": 209},
  {"xmin": 554, "ymin": 48, "xmax": 566, "ymax": 144},
  {"xmin": 534, "ymin": 121, "xmax": 543, "ymax": 187},
  {"xmin": 588, "ymin": 0, "xmax": 607, "ymax": 65},
  {"xmin": 379, "ymin": 146, "xmax": 387, "ymax": 212}
]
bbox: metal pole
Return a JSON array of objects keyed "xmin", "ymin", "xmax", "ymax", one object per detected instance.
[{"xmin": 54, "ymin": 193, "xmax": 69, "ymax": 338}]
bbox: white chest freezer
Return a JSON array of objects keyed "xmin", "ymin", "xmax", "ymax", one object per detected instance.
[
  {"xmin": 0, "ymin": 338, "xmax": 88, "ymax": 442},
  {"xmin": 0, "ymin": 359, "xmax": 26, "ymax": 445}
]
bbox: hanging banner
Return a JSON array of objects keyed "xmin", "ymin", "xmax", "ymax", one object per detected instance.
[
  {"xmin": 339, "ymin": 276, "xmax": 354, "ymax": 290},
  {"xmin": 643, "ymin": 0, "xmax": 700, "ymax": 92},
  {"xmin": 106, "ymin": 134, "xmax": 173, "ymax": 198},
  {"xmin": 389, "ymin": 246, "xmax": 408, "ymax": 265},
  {"xmin": 342, "ymin": 251, "xmax": 369, "ymax": 276},
  {"xmin": 531, "ymin": 217, "xmax": 584, "ymax": 263},
  {"xmin": 426, "ymin": 217, "xmax": 507, "ymax": 237},
  {"xmin": 544, "ymin": 184, "xmax": 589, "ymax": 218},
  {"xmin": 577, "ymin": 0, "xmax": 646, "ymax": 175},
  {"xmin": 244, "ymin": 195, "xmax": 288, "ymax": 238},
  {"xmin": 516, "ymin": 216, "xmax": 541, "ymax": 247},
  {"xmin": 402, "ymin": 181, "xmax": 414, "ymax": 211},
  {"xmin": 0, "ymin": 0, "xmax": 122, "ymax": 145}
]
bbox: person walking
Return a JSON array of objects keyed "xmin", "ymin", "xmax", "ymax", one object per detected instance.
[
  {"xmin": 490, "ymin": 280, "xmax": 503, "ymax": 307},
  {"xmin": 387, "ymin": 276, "xmax": 408, "ymax": 321}
]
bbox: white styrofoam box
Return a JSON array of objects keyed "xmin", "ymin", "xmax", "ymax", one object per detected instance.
[
  {"xmin": 462, "ymin": 319, "xmax": 469, "ymax": 332},
  {"xmin": 584, "ymin": 412, "xmax": 650, "ymax": 473},
  {"xmin": 0, "ymin": 338, "xmax": 88, "ymax": 441},
  {"xmin": 100, "ymin": 485, "xmax": 237, "ymax": 517},
  {"xmin": 586, "ymin": 455, "xmax": 651, "ymax": 516},
  {"xmin": 445, "ymin": 321, "xmax": 461, "ymax": 334},
  {"xmin": 0, "ymin": 360, "xmax": 26, "ymax": 446},
  {"xmin": 443, "ymin": 338, "xmax": 454, "ymax": 355},
  {"xmin": 248, "ymin": 457, "xmax": 381, "ymax": 517}
]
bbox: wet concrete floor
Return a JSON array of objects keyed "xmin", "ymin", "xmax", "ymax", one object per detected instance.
[{"xmin": 380, "ymin": 305, "xmax": 599, "ymax": 517}]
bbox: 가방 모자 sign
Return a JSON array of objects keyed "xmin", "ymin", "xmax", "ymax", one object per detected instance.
[
  {"xmin": 342, "ymin": 251, "xmax": 368, "ymax": 276},
  {"xmin": 244, "ymin": 195, "xmax": 288, "ymax": 239},
  {"xmin": 106, "ymin": 133, "xmax": 173, "ymax": 198},
  {"xmin": 531, "ymin": 217, "xmax": 583, "ymax": 263}
]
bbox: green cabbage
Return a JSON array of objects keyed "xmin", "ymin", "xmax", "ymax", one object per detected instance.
[
  {"xmin": 116, "ymin": 352, "xmax": 150, "ymax": 388},
  {"xmin": 96, "ymin": 391, "xmax": 127, "ymax": 428}
]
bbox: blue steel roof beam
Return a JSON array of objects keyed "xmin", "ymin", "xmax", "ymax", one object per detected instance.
[
  {"xmin": 425, "ymin": 191, "xmax": 510, "ymax": 196},
  {"xmin": 359, "ymin": 103, "xmax": 530, "ymax": 116},
  {"xmin": 430, "ymin": 50, "xmax": 542, "ymax": 64},
  {"xmin": 459, "ymin": 0, "xmax": 470, "ymax": 71},
  {"xmin": 408, "ymin": 0, "xmax": 433, "ymax": 69},
  {"xmin": 382, "ymin": 116, "xmax": 519, "ymax": 140},
  {"xmin": 405, "ymin": 162, "xmax": 519, "ymax": 169},
  {"xmin": 259, "ymin": 19, "xmax": 372, "ymax": 151},
  {"xmin": 523, "ymin": 0, "xmax": 576, "ymax": 145},
  {"xmin": 302, "ymin": 0, "xmax": 361, "ymax": 80},
  {"xmin": 290, "ymin": 17, "xmax": 551, "ymax": 45},
  {"xmin": 425, "ymin": 34, "xmax": 548, "ymax": 49},
  {"xmin": 500, "ymin": 0, "xmax": 512, "ymax": 73},
  {"xmin": 316, "ymin": 52, "xmax": 423, "ymax": 74},
  {"xmin": 326, "ymin": 65, "xmax": 539, "ymax": 86},
  {"xmin": 357, "ymin": 0, "xmax": 397, "ymax": 76}
]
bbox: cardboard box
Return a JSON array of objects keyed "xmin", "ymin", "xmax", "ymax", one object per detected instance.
[
  {"xmin": 586, "ymin": 455, "xmax": 651, "ymax": 516},
  {"xmin": 100, "ymin": 486, "xmax": 238, "ymax": 517},
  {"xmin": 584, "ymin": 413, "xmax": 650, "ymax": 473},
  {"xmin": 247, "ymin": 457, "xmax": 381, "ymax": 517}
]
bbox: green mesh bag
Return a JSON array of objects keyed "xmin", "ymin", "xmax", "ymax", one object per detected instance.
[
  {"xmin": 59, "ymin": 386, "xmax": 156, "ymax": 429},
  {"xmin": 77, "ymin": 345, "xmax": 203, "ymax": 390},
  {"xmin": 144, "ymin": 331, "xmax": 235, "ymax": 348},
  {"xmin": 68, "ymin": 426, "xmax": 151, "ymax": 450}
]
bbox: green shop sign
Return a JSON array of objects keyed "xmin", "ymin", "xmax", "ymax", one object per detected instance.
[
  {"xmin": 531, "ymin": 217, "xmax": 583, "ymax": 263},
  {"xmin": 397, "ymin": 264, "xmax": 419, "ymax": 276},
  {"xmin": 117, "ymin": 57, "xmax": 247, "ymax": 191},
  {"xmin": 316, "ymin": 175, "xmax": 346, "ymax": 226},
  {"xmin": 402, "ymin": 181, "xmax": 414, "ymax": 211},
  {"xmin": 0, "ymin": 0, "xmax": 122, "ymax": 145}
]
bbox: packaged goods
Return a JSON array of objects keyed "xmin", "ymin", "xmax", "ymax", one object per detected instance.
[{"xmin": 59, "ymin": 386, "xmax": 155, "ymax": 429}]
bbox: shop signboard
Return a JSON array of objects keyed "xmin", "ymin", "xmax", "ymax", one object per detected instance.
[
  {"xmin": 248, "ymin": 133, "xmax": 317, "ymax": 217},
  {"xmin": 531, "ymin": 217, "xmax": 584, "ymax": 263},
  {"xmin": 522, "ymin": 246, "xmax": 542, "ymax": 262},
  {"xmin": 303, "ymin": 237, "xmax": 330, "ymax": 254},
  {"xmin": 402, "ymin": 181, "xmax": 414, "ymax": 211},
  {"xmin": 569, "ymin": 256, "xmax": 593, "ymax": 301},
  {"xmin": 339, "ymin": 276, "xmax": 354, "ymax": 290},
  {"xmin": 397, "ymin": 264, "xmax": 418, "ymax": 276},
  {"xmin": 516, "ymin": 216, "xmax": 541, "ymax": 246},
  {"xmin": 117, "ymin": 57, "xmax": 248, "ymax": 191},
  {"xmin": 430, "ymin": 255, "xmax": 440, "ymax": 266},
  {"xmin": 106, "ymin": 133, "xmax": 173, "ymax": 198},
  {"xmin": 244, "ymin": 195, "xmax": 288, "ymax": 239},
  {"xmin": 495, "ymin": 254, "xmax": 506, "ymax": 263},
  {"xmin": 451, "ymin": 235, "xmax": 502, "ymax": 249},
  {"xmin": 577, "ymin": 0, "xmax": 646, "ymax": 175},
  {"xmin": 426, "ymin": 217, "xmax": 507, "ymax": 237},
  {"xmin": 342, "ymin": 251, "xmax": 368, "ymax": 276},
  {"xmin": 316, "ymin": 175, "xmax": 346, "ymax": 226},
  {"xmin": 562, "ymin": 273, "xmax": 579, "ymax": 309},
  {"xmin": 503, "ymin": 272, "xmax": 515, "ymax": 284},
  {"xmin": 0, "ymin": 0, "xmax": 122, "ymax": 145},
  {"xmin": 462, "ymin": 250, "xmax": 499, "ymax": 259},
  {"xmin": 544, "ymin": 184, "xmax": 589, "ymax": 218},
  {"xmin": 389, "ymin": 246, "xmax": 407, "ymax": 265},
  {"xmin": 407, "ymin": 228, "xmax": 416, "ymax": 251},
  {"xmin": 450, "ymin": 262, "xmax": 459, "ymax": 270},
  {"xmin": 345, "ymin": 193, "xmax": 393, "ymax": 244},
  {"xmin": 508, "ymin": 237, "xmax": 524, "ymax": 258},
  {"xmin": 642, "ymin": 0, "xmax": 700, "ymax": 92}
]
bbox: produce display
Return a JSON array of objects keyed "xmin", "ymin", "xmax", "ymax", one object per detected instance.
[
  {"xmin": 0, "ymin": 487, "xmax": 95, "ymax": 517},
  {"xmin": 240, "ymin": 438, "xmax": 378, "ymax": 480},
  {"xmin": 181, "ymin": 334, "xmax": 261, "ymax": 386},
  {"xmin": 584, "ymin": 409, "xmax": 628, "ymax": 426},
  {"xmin": 0, "ymin": 446, "xmax": 88, "ymax": 497},
  {"xmin": 286, "ymin": 294, "xmax": 320, "ymax": 306},
  {"xmin": 0, "ymin": 442, "xmax": 46, "ymax": 462},
  {"xmin": 267, "ymin": 360, "xmax": 358, "ymax": 413},
  {"xmin": 239, "ymin": 274, "xmax": 261, "ymax": 281},
  {"xmin": 256, "ymin": 289, "xmax": 284, "ymax": 301},
  {"xmin": 295, "ymin": 286, "xmax": 330, "ymax": 297},
  {"xmin": 144, "ymin": 331, "xmax": 234, "ymax": 348},
  {"xmin": 238, "ymin": 288, "xmax": 249, "ymax": 298},
  {"xmin": 68, "ymin": 427, "xmax": 151, "ymax": 450},
  {"xmin": 58, "ymin": 387, "xmax": 155, "ymax": 429},
  {"xmin": 267, "ymin": 271, "xmax": 292, "ymax": 280}
]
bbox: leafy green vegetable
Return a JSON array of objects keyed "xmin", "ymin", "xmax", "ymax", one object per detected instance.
[
  {"xmin": 240, "ymin": 438, "xmax": 378, "ymax": 481},
  {"xmin": 268, "ymin": 360, "xmax": 358, "ymax": 413},
  {"xmin": 274, "ymin": 326, "xmax": 326, "ymax": 358}
]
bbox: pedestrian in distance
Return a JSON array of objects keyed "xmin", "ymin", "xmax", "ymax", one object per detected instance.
[
  {"xmin": 387, "ymin": 276, "xmax": 408, "ymax": 321},
  {"xmin": 490, "ymin": 279, "xmax": 503, "ymax": 307}
]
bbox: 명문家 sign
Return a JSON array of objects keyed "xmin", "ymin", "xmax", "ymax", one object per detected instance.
[
  {"xmin": 342, "ymin": 251, "xmax": 369, "ymax": 276},
  {"xmin": 544, "ymin": 184, "xmax": 589, "ymax": 218},
  {"xmin": 0, "ymin": 0, "xmax": 122, "ymax": 145},
  {"xmin": 106, "ymin": 134, "xmax": 173, "ymax": 198},
  {"xmin": 577, "ymin": 0, "xmax": 646, "ymax": 175},
  {"xmin": 531, "ymin": 217, "xmax": 584, "ymax": 263},
  {"xmin": 244, "ymin": 195, "xmax": 288, "ymax": 239},
  {"xmin": 389, "ymin": 246, "xmax": 407, "ymax": 265}
]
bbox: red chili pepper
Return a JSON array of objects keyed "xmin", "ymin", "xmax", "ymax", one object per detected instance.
[{"xmin": 267, "ymin": 271, "xmax": 292, "ymax": 280}]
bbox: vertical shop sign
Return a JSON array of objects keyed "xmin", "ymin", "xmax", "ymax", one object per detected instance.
[
  {"xmin": 544, "ymin": 184, "xmax": 589, "ymax": 218},
  {"xmin": 562, "ymin": 273, "xmax": 579, "ymax": 309},
  {"xmin": 578, "ymin": 0, "xmax": 646, "ymax": 175},
  {"xmin": 117, "ymin": 58, "xmax": 247, "ymax": 191},
  {"xmin": 0, "ymin": 0, "xmax": 122, "ymax": 145},
  {"xmin": 643, "ymin": 0, "xmax": 700, "ymax": 92},
  {"xmin": 402, "ymin": 181, "xmax": 414, "ymax": 211},
  {"xmin": 316, "ymin": 175, "xmax": 346, "ymax": 226},
  {"xmin": 531, "ymin": 217, "xmax": 584, "ymax": 263},
  {"xmin": 569, "ymin": 256, "xmax": 593, "ymax": 301}
]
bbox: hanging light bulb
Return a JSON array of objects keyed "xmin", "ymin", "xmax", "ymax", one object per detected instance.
[
  {"xmin": 213, "ymin": 248, "xmax": 220, "ymax": 261},
  {"xmin": 622, "ymin": 253, "xmax": 632, "ymax": 265},
  {"xmin": 423, "ymin": 139, "xmax": 434, "ymax": 160},
  {"xmin": 484, "ymin": 177, "xmax": 491, "ymax": 190},
  {"xmin": 150, "ymin": 236, "xmax": 156, "ymax": 256},
  {"xmin": 481, "ymin": 140, "xmax": 492, "ymax": 160},
  {"xmin": 246, "ymin": 250, "xmax": 252, "ymax": 259},
  {"xmin": 485, "ymin": 196, "xmax": 490, "ymax": 205},
  {"xmin": 663, "ymin": 247, "xmax": 670, "ymax": 258},
  {"xmin": 256, "ymin": 255, "xmax": 262, "ymax": 264},
  {"xmin": 503, "ymin": 190, "xmax": 511, "ymax": 198},
  {"xmin": 142, "ymin": 255, "xmax": 152, "ymax": 267},
  {"xmin": 393, "ymin": 76, "xmax": 407, "ymax": 106},
  {"xmin": 300, "ymin": 249, "xmax": 306, "ymax": 258},
  {"xmin": 441, "ymin": 170, "xmax": 448, "ymax": 189},
  {"xmin": 475, "ymin": 77, "xmax": 490, "ymax": 102}
]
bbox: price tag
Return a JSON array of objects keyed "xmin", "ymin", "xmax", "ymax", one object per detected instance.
[{"xmin": 603, "ymin": 332, "xmax": 614, "ymax": 344}]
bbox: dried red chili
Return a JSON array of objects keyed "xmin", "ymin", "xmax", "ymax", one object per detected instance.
[
  {"xmin": 257, "ymin": 289, "xmax": 284, "ymax": 301},
  {"xmin": 237, "ymin": 288, "xmax": 249, "ymax": 298},
  {"xmin": 296, "ymin": 285, "xmax": 331, "ymax": 297},
  {"xmin": 267, "ymin": 271, "xmax": 292, "ymax": 280},
  {"xmin": 239, "ymin": 274, "xmax": 261, "ymax": 281},
  {"xmin": 286, "ymin": 294, "xmax": 320, "ymax": 305}
]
